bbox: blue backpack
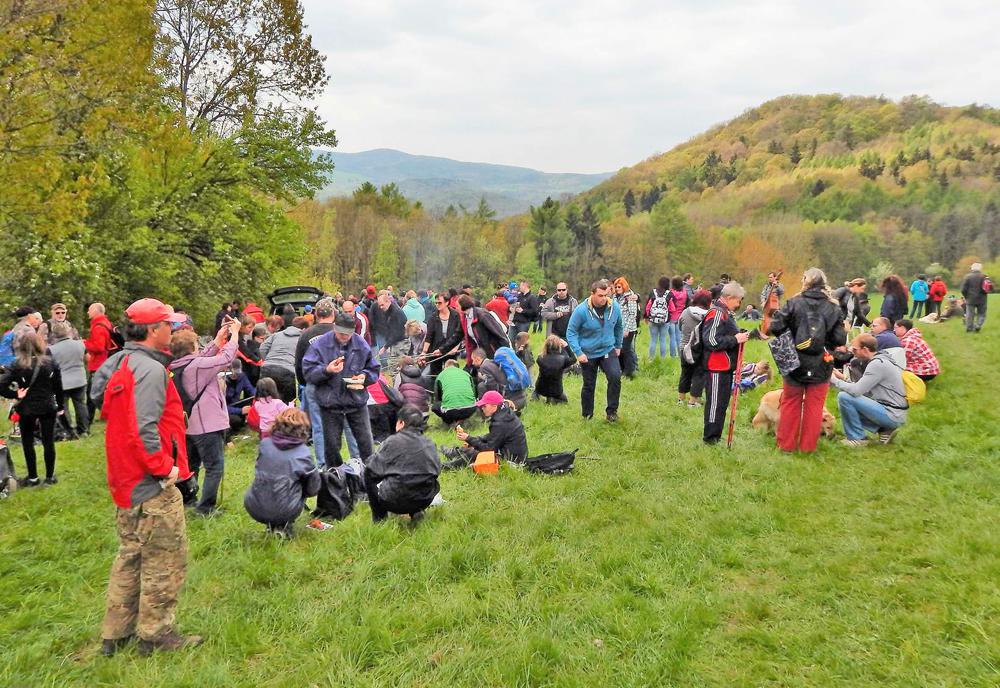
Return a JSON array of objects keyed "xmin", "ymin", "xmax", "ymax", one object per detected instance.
[
  {"xmin": 493, "ymin": 346, "xmax": 531, "ymax": 392},
  {"xmin": 0, "ymin": 330, "xmax": 15, "ymax": 368}
]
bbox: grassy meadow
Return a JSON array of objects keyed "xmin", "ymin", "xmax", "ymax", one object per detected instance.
[{"xmin": 2, "ymin": 302, "xmax": 999, "ymax": 687}]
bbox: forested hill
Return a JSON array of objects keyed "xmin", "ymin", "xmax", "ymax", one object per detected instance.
[
  {"xmin": 318, "ymin": 148, "xmax": 613, "ymax": 217},
  {"xmin": 575, "ymin": 94, "xmax": 1000, "ymax": 290}
]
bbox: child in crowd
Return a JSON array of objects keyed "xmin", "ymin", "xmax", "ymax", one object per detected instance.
[
  {"xmin": 225, "ymin": 359, "xmax": 255, "ymax": 440},
  {"xmin": 534, "ymin": 335, "xmax": 574, "ymax": 403},
  {"xmin": 738, "ymin": 360, "xmax": 772, "ymax": 392},
  {"xmin": 245, "ymin": 377, "xmax": 289, "ymax": 438},
  {"xmin": 367, "ymin": 372, "xmax": 402, "ymax": 443},
  {"xmin": 243, "ymin": 408, "xmax": 321, "ymax": 538},
  {"xmin": 514, "ymin": 331, "xmax": 534, "ymax": 373},
  {"xmin": 395, "ymin": 356, "xmax": 431, "ymax": 415}
]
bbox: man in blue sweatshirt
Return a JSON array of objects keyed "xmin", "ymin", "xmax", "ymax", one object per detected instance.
[{"xmin": 567, "ymin": 279, "xmax": 624, "ymax": 422}]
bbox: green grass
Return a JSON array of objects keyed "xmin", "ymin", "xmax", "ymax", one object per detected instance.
[{"xmin": 2, "ymin": 308, "xmax": 999, "ymax": 687}]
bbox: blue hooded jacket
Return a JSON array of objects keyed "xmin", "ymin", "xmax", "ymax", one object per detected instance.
[
  {"xmin": 302, "ymin": 331, "xmax": 381, "ymax": 409},
  {"xmin": 566, "ymin": 296, "xmax": 624, "ymax": 358}
]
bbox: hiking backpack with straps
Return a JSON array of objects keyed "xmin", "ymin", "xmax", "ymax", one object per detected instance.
[
  {"xmin": 493, "ymin": 346, "xmax": 531, "ymax": 392},
  {"xmin": 681, "ymin": 311, "xmax": 705, "ymax": 365},
  {"xmin": 97, "ymin": 321, "xmax": 125, "ymax": 351},
  {"xmin": 648, "ymin": 290, "xmax": 670, "ymax": 324},
  {"xmin": 171, "ymin": 362, "xmax": 213, "ymax": 419}
]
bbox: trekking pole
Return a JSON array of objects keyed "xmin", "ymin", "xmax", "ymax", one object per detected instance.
[{"xmin": 726, "ymin": 340, "xmax": 746, "ymax": 449}]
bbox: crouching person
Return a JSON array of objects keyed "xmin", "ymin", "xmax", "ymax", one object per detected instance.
[
  {"xmin": 364, "ymin": 404, "xmax": 441, "ymax": 524},
  {"xmin": 830, "ymin": 333, "xmax": 908, "ymax": 447},
  {"xmin": 441, "ymin": 390, "xmax": 528, "ymax": 469},
  {"xmin": 243, "ymin": 408, "xmax": 321, "ymax": 538}
]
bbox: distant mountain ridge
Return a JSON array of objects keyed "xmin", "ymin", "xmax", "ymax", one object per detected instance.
[{"xmin": 317, "ymin": 148, "xmax": 613, "ymax": 216}]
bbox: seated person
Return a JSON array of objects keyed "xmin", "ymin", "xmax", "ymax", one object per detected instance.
[
  {"xmin": 225, "ymin": 359, "xmax": 255, "ymax": 437},
  {"xmin": 894, "ymin": 318, "xmax": 940, "ymax": 382},
  {"xmin": 740, "ymin": 304, "xmax": 762, "ymax": 321},
  {"xmin": 534, "ymin": 335, "xmax": 574, "ymax": 403},
  {"xmin": 850, "ymin": 317, "xmax": 904, "ymax": 379},
  {"xmin": 364, "ymin": 404, "xmax": 441, "ymax": 524},
  {"xmin": 871, "ymin": 316, "xmax": 901, "ymax": 350},
  {"xmin": 243, "ymin": 408, "xmax": 321, "ymax": 538},
  {"xmin": 441, "ymin": 390, "xmax": 528, "ymax": 468},
  {"xmin": 366, "ymin": 372, "xmax": 402, "ymax": 443},
  {"xmin": 395, "ymin": 358, "xmax": 431, "ymax": 415},
  {"xmin": 469, "ymin": 347, "xmax": 505, "ymax": 397},
  {"xmin": 246, "ymin": 377, "xmax": 289, "ymax": 438},
  {"xmin": 737, "ymin": 359, "xmax": 772, "ymax": 392},
  {"xmin": 514, "ymin": 331, "xmax": 534, "ymax": 373},
  {"xmin": 831, "ymin": 334, "xmax": 908, "ymax": 447},
  {"xmin": 432, "ymin": 360, "xmax": 477, "ymax": 425}
]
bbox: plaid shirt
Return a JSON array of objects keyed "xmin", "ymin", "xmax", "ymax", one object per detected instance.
[{"xmin": 900, "ymin": 328, "xmax": 940, "ymax": 376}]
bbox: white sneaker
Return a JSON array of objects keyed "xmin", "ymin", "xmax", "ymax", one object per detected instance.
[
  {"xmin": 841, "ymin": 438, "xmax": 869, "ymax": 448},
  {"xmin": 430, "ymin": 493, "xmax": 446, "ymax": 507},
  {"xmin": 877, "ymin": 429, "xmax": 899, "ymax": 445}
]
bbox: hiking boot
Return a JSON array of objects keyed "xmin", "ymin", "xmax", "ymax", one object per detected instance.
[
  {"xmin": 137, "ymin": 631, "xmax": 203, "ymax": 656},
  {"xmin": 877, "ymin": 428, "xmax": 899, "ymax": 445},
  {"xmin": 841, "ymin": 438, "xmax": 869, "ymax": 448},
  {"xmin": 606, "ymin": 412, "xmax": 619, "ymax": 423},
  {"xmin": 440, "ymin": 445, "xmax": 462, "ymax": 460},
  {"xmin": 43, "ymin": 475, "xmax": 57, "ymax": 485},
  {"xmin": 101, "ymin": 635, "xmax": 134, "ymax": 657}
]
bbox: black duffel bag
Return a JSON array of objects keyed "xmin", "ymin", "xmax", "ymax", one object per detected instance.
[
  {"xmin": 313, "ymin": 467, "xmax": 355, "ymax": 521},
  {"xmin": 525, "ymin": 449, "xmax": 577, "ymax": 475}
]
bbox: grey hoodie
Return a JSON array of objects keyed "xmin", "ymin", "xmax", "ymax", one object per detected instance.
[
  {"xmin": 831, "ymin": 350, "xmax": 909, "ymax": 424},
  {"xmin": 259, "ymin": 327, "xmax": 302, "ymax": 372}
]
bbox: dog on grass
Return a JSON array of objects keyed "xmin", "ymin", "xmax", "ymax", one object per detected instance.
[{"xmin": 751, "ymin": 389, "xmax": 837, "ymax": 438}]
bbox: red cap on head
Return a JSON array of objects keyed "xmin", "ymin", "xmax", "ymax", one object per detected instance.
[
  {"xmin": 475, "ymin": 390, "xmax": 505, "ymax": 407},
  {"xmin": 366, "ymin": 284, "xmax": 376, "ymax": 297},
  {"xmin": 125, "ymin": 298, "xmax": 187, "ymax": 325}
]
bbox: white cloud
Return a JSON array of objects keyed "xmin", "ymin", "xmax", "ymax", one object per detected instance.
[{"xmin": 301, "ymin": 0, "xmax": 1000, "ymax": 172}]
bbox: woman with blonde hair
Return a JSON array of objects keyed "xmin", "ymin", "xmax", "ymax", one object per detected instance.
[
  {"xmin": 243, "ymin": 408, "xmax": 321, "ymax": 537},
  {"xmin": 766, "ymin": 268, "xmax": 847, "ymax": 452},
  {"xmin": 613, "ymin": 277, "xmax": 639, "ymax": 378}
]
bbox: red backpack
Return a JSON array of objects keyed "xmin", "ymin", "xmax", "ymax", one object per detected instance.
[{"xmin": 102, "ymin": 355, "xmax": 190, "ymax": 508}]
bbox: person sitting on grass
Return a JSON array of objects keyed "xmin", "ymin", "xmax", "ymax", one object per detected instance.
[
  {"xmin": 830, "ymin": 334, "xmax": 908, "ymax": 448},
  {"xmin": 534, "ymin": 335, "xmax": 574, "ymax": 403},
  {"xmin": 225, "ymin": 359, "xmax": 255, "ymax": 441},
  {"xmin": 364, "ymin": 404, "xmax": 441, "ymax": 525},
  {"xmin": 243, "ymin": 408, "xmax": 321, "ymax": 538},
  {"xmin": 441, "ymin": 390, "xmax": 528, "ymax": 469},
  {"xmin": 514, "ymin": 331, "xmax": 534, "ymax": 374},
  {"xmin": 432, "ymin": 359, "xmax": 478, "ymax": 425},
  {"xmin": 366, "ymin": 371, "xmax": 402, "ymax": 443},
  {"xmin": 737, "ymin": 360, "xmax": 772, "ymax": 392},
  {"xmin": 394, "ymin": 357, "xmax": 431, "ymax": 415},
  {"xmin": 245, "ymin": 377, "xmax": 289, "ymax": 438},
  {"xmin": 740, "ymin": 304, "xmax": 762, "ymax": 321},
  {"xmin": 469, "ymin": 347, "xmax": 506, "ymax": 397},
  {"xmin": 893, "ymin": 318, "xmax": 941, "ymax": 382}
]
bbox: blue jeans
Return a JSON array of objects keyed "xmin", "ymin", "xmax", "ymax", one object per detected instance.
[
  {"xmin": 666, "ymin": 320, "xmax": 682, "ymax": 357},
  {"xmin": 187, "ymin": 430, "xmax": 226, "ymax": 511},
  {"xmin": 837, "ymin": 392, "xmax": 901, "ymax": 440},
  {"xmin": 648, "ymin": 322, "xmax": 668, "ymax": 358},
  {"xmin": 302, "ymin": 384, "xmax": 325, "ymax": 466}
]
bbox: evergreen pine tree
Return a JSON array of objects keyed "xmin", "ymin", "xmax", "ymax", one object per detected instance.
[
  {"xmin": 789, "ymin": 140, "xmax": 802, "ymax": 165},
  {"xmin": 623, "ymin": 189, "xmax": 636, "ymax": 217}
]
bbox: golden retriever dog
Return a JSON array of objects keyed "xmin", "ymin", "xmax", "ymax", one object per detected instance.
[{"xmin": 751, "ymin": 389, "xmax": 836, "ymax": 438}]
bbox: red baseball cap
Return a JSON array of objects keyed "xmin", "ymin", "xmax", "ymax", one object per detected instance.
[
  {"xmin": 125, "ymin": 298, "xmax": 187, "ymax": 325},
  {"xmin": 365, "ymin": 284, "xmax": 376, "ymax": 297},
  {"xmin": 475, "ymin": 390, "xmax": 505, "ymax": 407}
]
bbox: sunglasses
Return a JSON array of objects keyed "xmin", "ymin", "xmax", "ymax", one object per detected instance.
[{"xmin": 556, "ymin": 288, "xmax": 567, "ymax": 292}]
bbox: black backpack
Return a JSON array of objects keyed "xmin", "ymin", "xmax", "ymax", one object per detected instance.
[
  {"xmin": 0, "ymin": 442, "xmax": 17, "ymax": 498},
  {"xmin": 171, "ymin": 362, "xmax": 212, "ymax": 419},
  {"xmin": 526, "ymin": 449, "xmax": 577, "ymax": 475},
  {"xmin": 794, "ymin": 299, "xmax": 830, "ymax": 355},
  {"xmin": 313, "ymin": 467, "xmax": 356, "ymax": 520},
  {"xmin": 97, "ymin": 321, "xmax": 125, "ymax": 352}
]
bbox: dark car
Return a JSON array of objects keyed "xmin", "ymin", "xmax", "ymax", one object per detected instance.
[{"xmin": 267, "ymin": 286, "xmax": 325, "ymax": 315}]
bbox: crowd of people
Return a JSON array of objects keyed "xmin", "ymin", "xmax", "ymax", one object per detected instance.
[{"xmin": 0, "ymin": 259, "xmax": 990, "ymax": 656}]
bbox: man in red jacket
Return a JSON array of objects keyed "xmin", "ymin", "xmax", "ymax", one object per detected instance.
[
  {"xmin": 84, "ymin": 303, "xmax": 117, "ymax": 419},
  {"xmin": 90, "ymin": 298, "xmax": 202, "ymax": 657}
]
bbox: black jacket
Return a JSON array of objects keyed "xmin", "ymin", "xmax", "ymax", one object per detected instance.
[
  {"xmin": 961, "ymin": 270, "xmax": 988, "ymax": 305},
  {"xmin": 768, "ymin": 288, "xmax": 847, "ymax": 385},
  {"xmin": 423, "ymin": 308, "xmax": 463, "ymax": 356},
  {"xmin": 0, "ymin": 356, "xmax": 63, "ymax": 416},
  {"xmin": 365, "ymin": 427, "xmax": 441, "ymax": 504},
  {"xmin": 535, "ymin": 351, "xmax": 574, "ymax": 398},
  {"xmin": 368, "ymin": 301, "xmax": 407, "ymax": 345},
  {"xmin": 466, "ymin": 405, "xmax": 528, "ymax": 463},
  {"xmin": 700, "ymin": 299, "xmax": 740, "ymax": 373},
  {"xmin": 834, "ymin": 287, "xmax": 871, "ymax": 327},
  {"xmin": 462, "ymin": 307, "xmax": 510, "ymax": 358},
  {"xmin": 513, "ymin": 292, "xmax": 540, "ymax": 324}
]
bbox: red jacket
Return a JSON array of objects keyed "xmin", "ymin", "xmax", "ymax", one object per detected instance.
[
  {"xmin": 243, "ymin": 302, "xmax": 266, "ymax": 323},
  {"xmin": 84, "ymin": 314, "xmax": 116, "ymax": 372},
  {"xmin": 96, "ymin": 346, "xmax": 191, "ymax": 508},
  {"xmin": 929, "ymin": 280, "xmax": 948, "ymax": 302},
  {"xmin": 485, "ymin": 296, "xmax": 511, "ymax": 324}
]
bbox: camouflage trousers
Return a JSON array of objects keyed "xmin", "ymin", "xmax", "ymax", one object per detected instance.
[{"xmin": 101, "ymin": 485, "xmax": 188, "ymax": 641}]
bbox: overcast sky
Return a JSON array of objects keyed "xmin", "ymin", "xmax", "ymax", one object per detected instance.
[{"xmin": 300, "ymin": 0, "xmax": 1000, "ymax": 173}]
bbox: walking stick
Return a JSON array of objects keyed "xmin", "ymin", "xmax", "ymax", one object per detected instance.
[{"xmin": 726, "ymin": 340, "xmax": 746, "ymax": 449}]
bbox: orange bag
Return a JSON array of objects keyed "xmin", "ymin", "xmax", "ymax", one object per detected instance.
[{"xmin": 472, "ymin": 450, "xmax": 499, "ymax": 475}]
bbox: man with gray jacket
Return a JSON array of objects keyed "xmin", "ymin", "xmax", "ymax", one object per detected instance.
[
  {"xmin": 48, "ymin": 321, "xmax": 89, "ymax": 436},
  {"xmin": 831, "ymin": 333, "xmax": 908, "ymax": 447},
  {"xmin": 259, "ymin": 318, "xmax": 303, "ymax": 403},
  {"xmin": 540, "ymin": 282, "xmax": 579, "ymax": 342}
]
